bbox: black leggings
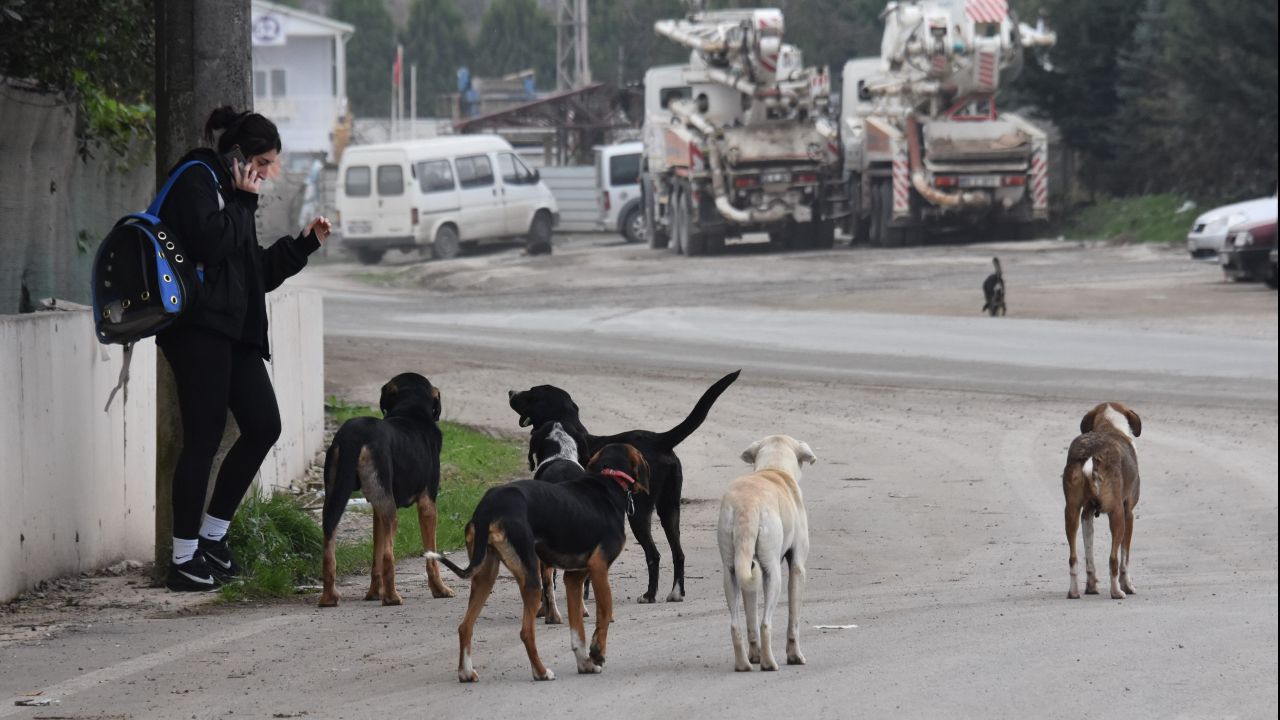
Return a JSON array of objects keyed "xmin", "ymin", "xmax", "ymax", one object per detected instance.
[{"xmin": 160, "ymin": 326, "xmax": 282, "ymax": 539}]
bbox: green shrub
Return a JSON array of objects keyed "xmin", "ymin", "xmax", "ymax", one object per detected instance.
[{"xmin": 1063, "ymin": 194, "xmax": 1196, "ymax": 244}]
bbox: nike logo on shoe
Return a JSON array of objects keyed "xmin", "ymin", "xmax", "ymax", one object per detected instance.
[
  {"xmin": 179, "ymin": 569, "xmax": 215, "ymax": 585},
  {"xmin": 206, "ymin": 554, "xmax": 233, "ymax": 570}
]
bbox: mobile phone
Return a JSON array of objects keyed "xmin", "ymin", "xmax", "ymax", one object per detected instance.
[{"xmin": 224, "ymin": 146, "xmax": 247, "ymax": 172}]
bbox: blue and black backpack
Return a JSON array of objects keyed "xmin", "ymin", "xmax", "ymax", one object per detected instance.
[
  {"xmin": 92, "ymin": 160, "xmax": 218, "ymax": 346},
  {"xmin": 91, "ymin": 160, "xmax": 219, "ymax": 410}
]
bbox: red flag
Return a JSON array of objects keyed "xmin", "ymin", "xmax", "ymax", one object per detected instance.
[{"xmin": 393, "ymin": 45, "xmax": 403, "ymax": 88}]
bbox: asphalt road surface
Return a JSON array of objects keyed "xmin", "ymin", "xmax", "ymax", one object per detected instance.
[{"xmin": 3, "ymin": 235, "xmax": 1276, "ymax": 719}]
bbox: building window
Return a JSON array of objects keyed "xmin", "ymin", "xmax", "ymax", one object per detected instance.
[{"xmin": 253, "ymin": 68, "xmax": 288, "ymax": 98}]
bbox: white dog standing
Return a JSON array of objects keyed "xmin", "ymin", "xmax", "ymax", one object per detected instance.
[{"xmin": 717, "ymin": 435, "xmax": 816, "ymax": 672}]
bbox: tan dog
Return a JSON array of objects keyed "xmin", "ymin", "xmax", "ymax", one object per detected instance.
[
  {"xmin": 717, "ymin": 435, "xmax": 816, "ymax": 672},
  {"xmin": 1062, "ymin": 402, "xmax": 1142, "ymax": 599}
]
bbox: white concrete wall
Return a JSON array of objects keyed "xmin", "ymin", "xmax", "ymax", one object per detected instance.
[
  {"xmin": 0, "ymin": 312, "xmax": 157, "ymax": 602},
  {"xmin": 257, "ymin": 287, "xmax": 326, "ymax": 495},
  {"xmin": 0, "ymin": 289, "xmax": 324, "ymax": 601}
]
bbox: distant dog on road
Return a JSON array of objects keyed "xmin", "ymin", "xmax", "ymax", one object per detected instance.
[
  {"xmin": 318, "ymin": 373, "xmax": 454, "ymax": 607},
  {"xmin": 983, "ymin": 257, "xmax": 1006, "ymax": 316},
  {"xmin": 1062, "ymin": 402, "xmax": 1142, "ymax": 600},
  {"xmin": 718, "ymin": 435, "xmax": 817, "ymax": 672}
]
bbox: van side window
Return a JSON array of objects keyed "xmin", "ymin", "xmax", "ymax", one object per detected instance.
[
  {"xmin": 498, "ymin": 152, "xmax": 533, "ymax": 184},
  {"xmin": 609, "ymin": 153, "xmax": 641, "ymax": 187},
  {"xmin": 416, "ymin": 160, "xmax": 455, "ymax": 193},
  {"xmin": 457, "ymin": 155, "xmax": 494, "ymax": 189},
  {"xmin": 659, "ymin": 86, "xmax": 691, "ymax": 109},
  {"xmin": 344, "ymin": 166, "xmax": 371, "ymax": 197},
  {"xmin": 377, "ymin": 165, "xmax": 404, "ymax": 196}
]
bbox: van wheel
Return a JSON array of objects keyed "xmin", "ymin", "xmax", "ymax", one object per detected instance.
[
  {"xmin": 622, "ymin": 206, "xmax": 646, "ymax": 244},
  {"xmin": 355, "ymin": 248, "xmax": 385, "ymax": 265},
  {"xmin": 431, "ymin": 225, "xmax": 460, "ymax": 260},
  {"xmin": 527, "ymin": 212, "xmax": 553, "ymax": 255}
]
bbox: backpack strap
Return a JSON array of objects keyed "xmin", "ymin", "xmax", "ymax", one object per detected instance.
[
  {"xmin": 145, "ymin": 160, "xmax": 219, "ymax": 217},
  {"xmin": 103, "ymin": 343, "xmax": 134, "ymax": 413}
]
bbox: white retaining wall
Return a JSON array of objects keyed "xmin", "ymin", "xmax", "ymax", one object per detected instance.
[{"xmin": 0, "ymin": 288, "xmax": 324, "ymax": 601}]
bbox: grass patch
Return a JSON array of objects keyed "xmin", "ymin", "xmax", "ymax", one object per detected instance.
[
  {"xmin": 218, "ymin": 400, "xmax": 525, "ymax": 600},
  {"xmin": 218, "ymin": 494, "xmax": 322, "ymax": 601},
  {"xmin": 1063, "ymin": 194, "xmax": 1195, "ymax": 244}
]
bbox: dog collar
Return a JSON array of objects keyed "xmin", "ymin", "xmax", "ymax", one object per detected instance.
[
  {"xmin": 600, "ymin": 468, "xmax": 636, "ymax": 491},
  {"xmin": 534, "ymin": 455, "xmax": 581, "ymax": 478}
]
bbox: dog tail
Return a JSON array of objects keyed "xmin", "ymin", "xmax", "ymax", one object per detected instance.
[
  {"xmin": 658, "ymin": 370, "xmax": 741, "ymax": 449},
  {"xmin": 425, "ymin": 508, "xmax": 494, "ymax": 580},
  {"xmin": 733, "ymin": 508, "xmax": 761, "ymax": 589},
  {"xmin": 321, "ymin": 437, "xmax": 360, "ymax": 540},
  {"xmin": 425, "ymin": 549, "xmax": 477, "ymax": 579}
]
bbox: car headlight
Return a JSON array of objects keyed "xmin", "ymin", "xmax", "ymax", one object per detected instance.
[{"xmin": 1236, "ymin": 231, "xmax": 1255, "ymax": 247}]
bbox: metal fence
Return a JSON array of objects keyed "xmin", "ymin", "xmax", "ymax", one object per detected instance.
[{"xmin": 539, "ymin": 165, "xmax": 599, "ymax": 233}]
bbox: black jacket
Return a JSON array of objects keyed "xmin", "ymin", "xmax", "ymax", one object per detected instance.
[{"xmin": 155, "ymin": 148, "xmax": 320, "ymax": 359}]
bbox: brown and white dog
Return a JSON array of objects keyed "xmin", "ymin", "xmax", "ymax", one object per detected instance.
[
  {"xmin": 1062, "ymin": 402, "xmax": 1142, "ymax": 600},
  {"xmin": 717, "ymin": 435, "xmax": 817, "ymax": 672}
]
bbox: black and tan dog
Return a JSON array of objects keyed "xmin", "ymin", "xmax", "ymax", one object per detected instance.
[
  {"xmin": 429, "ymin": 443, "xmax": 649, "ymax": 683},
  {"xmin": 528, "ymin": 420, "xmax": 591, "ymax": 624},
  {"xmin": 508, "ymin": 370, "xmax": 740, "ymax": 603},
  {"xmin": 982, "ymin": 256, "xmax": 1007, "ymax": 316},
  {"xmin": 1062, "ymin": 402, "xmax": 1142, "ymax": 600},
  {"xmin": 318, "ymin": 373, "xmax": 454, "ymax": 607}
]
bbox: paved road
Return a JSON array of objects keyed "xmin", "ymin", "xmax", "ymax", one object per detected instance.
[{"xmin": 2, "ymin": 237, "xmax": 1275, "ymax": 719}]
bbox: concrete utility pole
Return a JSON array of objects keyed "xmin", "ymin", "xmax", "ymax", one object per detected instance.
[
  {"xmin": 152, "ymin": 0, "xmax": 253, "ymax": 577},
  {"xmin": 555, "ymin": 0, "xmax": 590, "ymax": 90}
]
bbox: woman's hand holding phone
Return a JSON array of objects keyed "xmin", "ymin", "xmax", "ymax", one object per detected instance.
[{"xmin": 232, "ymin": 159, "xmax": 263, "ymax": 194}]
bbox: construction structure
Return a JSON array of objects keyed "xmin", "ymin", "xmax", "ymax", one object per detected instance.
[{"xmin": 640, "ymin": 6, "xmax": 844, "ymax": 256}]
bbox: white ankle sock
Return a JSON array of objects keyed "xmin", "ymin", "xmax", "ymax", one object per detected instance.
[
  {"xmin": 199, "ymin": 514, "xmax": 231, "ymax": 541},
  {"xmin": 173, "ymin": 537, "xmax": 198, "ymax": 565}
]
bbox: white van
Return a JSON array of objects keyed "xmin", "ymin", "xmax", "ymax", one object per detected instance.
[
  {"xmin": 595, "ymin": 141, "xmax": 645, "ymax": 243},
  {"xmin": 336, "ymin": 135, "xmax": 559, "ymax": 263}
]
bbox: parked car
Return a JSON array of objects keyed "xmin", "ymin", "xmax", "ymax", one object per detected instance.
[
  {"xmin": 1186, "ymin": 196, "xmax": 1277, "ymax": 258},
  {"xmin": 336, "ymin": 135, "xmax": 559, "ymax": 264},
  {"xmin": 595, "ymin": 141, "xmax": 646, "ymax": 243},
  {"xmin": 1220, "ymin": 219, "xmax": 1277, "ymax": 282}
]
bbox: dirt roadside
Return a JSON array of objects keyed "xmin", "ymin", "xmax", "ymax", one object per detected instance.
[{"xmin": 2, "ymin": 237, "xmax": 1275, "ymax": 719}]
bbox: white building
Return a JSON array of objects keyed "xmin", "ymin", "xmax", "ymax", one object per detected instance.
[{"xmin": 251, "ymin": 1, "xmax": 353, "ymax": 165}]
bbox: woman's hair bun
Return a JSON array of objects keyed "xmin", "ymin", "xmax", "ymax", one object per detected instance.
[{"xmin": 203, "ymin": 106, "xmax": 245, "ymax": 143}]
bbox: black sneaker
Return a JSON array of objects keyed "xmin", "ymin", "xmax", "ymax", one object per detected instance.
[
  {"xmin": 198, "ymin": 537, "xmax": 240, "ymax": 581},
  {"xmin": 166, "ymin": 555, "xmax": 219, "ymax": 592}
]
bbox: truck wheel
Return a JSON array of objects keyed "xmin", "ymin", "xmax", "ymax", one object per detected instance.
[
  {"xmin": 812, "ymin": 219, "xmax": 836, "ymax": 249},
  {"xmin": 870, "ymin": 180, "xmax": 907, "ymax": 247},
  {"xmin": 670, "ymin": 187, "xmax": 686, "ymax": 255},
  {"xmin": 526, "ymin": 212, "xmax": 553, "ymax": 255},
  {"xmin": 682, "ymin": 188, "xmax": 709, "ymax": 256},
  {"xmin": 622, "ymin": 206, "xmax": 647, "ymax": 244},
  {"xmin": 355, "ymin": 247, "xmax": 385, "ymax": 265},
  {"xmin": 646, "ymin": 180, "xmax": 670, "ymax": 249},
  {"xmin": 430, "ymin": 225, "xmax": 460, "ymax": 260}
]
